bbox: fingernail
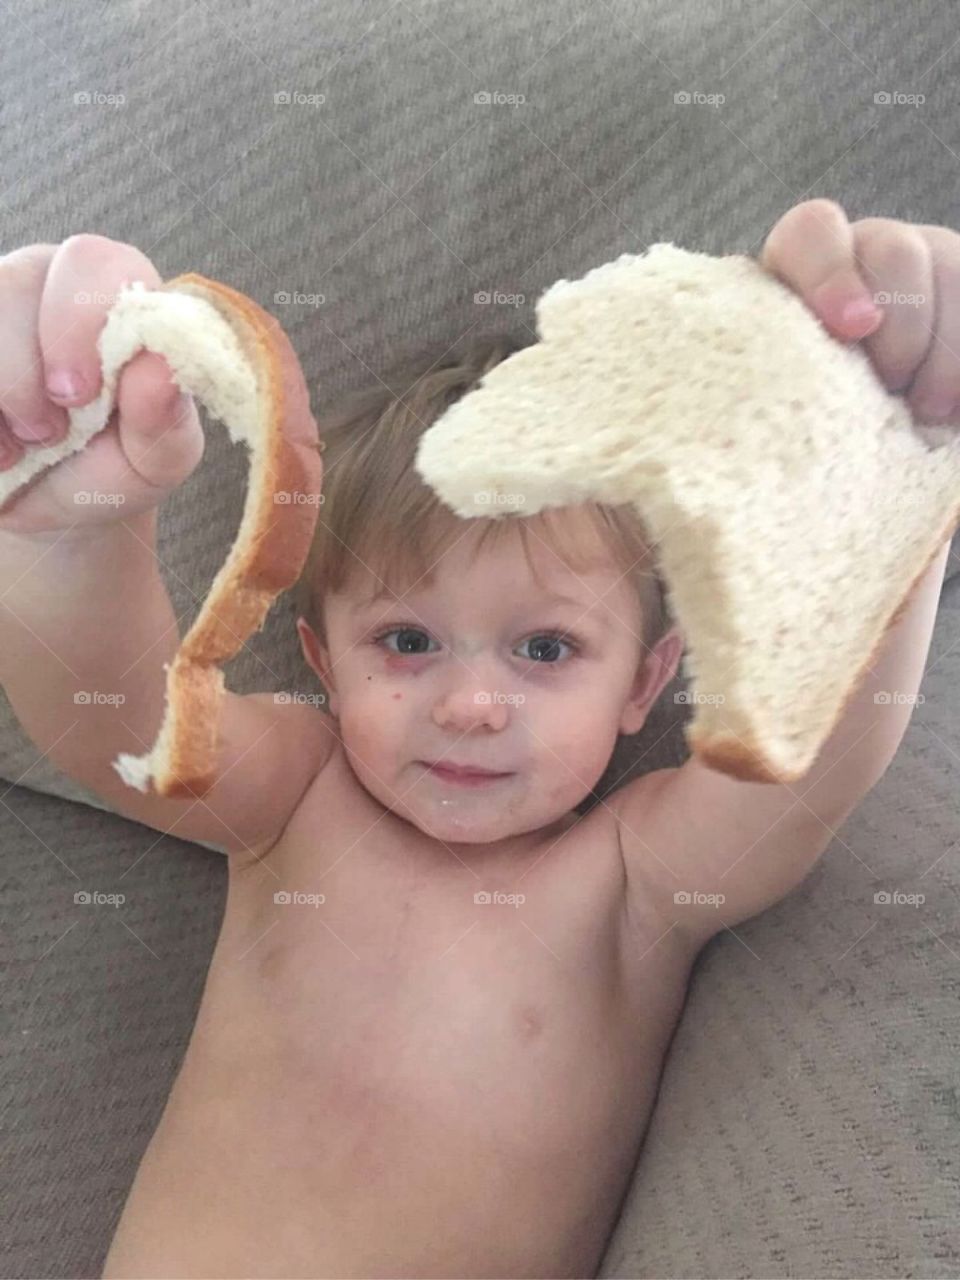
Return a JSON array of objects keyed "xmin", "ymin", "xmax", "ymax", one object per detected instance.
[
  {"xmin": 841, "ymin": 297, "xmax": 881, "ymax": 330},
  {"xmin": 46, "ymin": 369, "xmax": 87, "ymax": 401},
  {"xmin": 10, "ymin": 419, "xmax": 58, "ymax": 442}
]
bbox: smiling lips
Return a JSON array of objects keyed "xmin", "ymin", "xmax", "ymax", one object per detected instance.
[{"xmin": 420, "ymin": 761, "xmax": 513, "ymax": 787}]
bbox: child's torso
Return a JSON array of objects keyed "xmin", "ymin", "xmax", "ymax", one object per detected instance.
[{"xmin": 102, "ymin": 749, "xmax": 698, "ymax": 1279}]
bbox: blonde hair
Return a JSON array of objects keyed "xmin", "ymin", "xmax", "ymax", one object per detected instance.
[{"xmin": 294, "ymin": 336, "xmax": 670, "ymax": 657}]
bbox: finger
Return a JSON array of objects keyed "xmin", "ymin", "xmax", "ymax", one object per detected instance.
[
  {"xmin": 902, "ymin": 226, "xmax": 960, "ymax": 421},
  {"xmin": 38, "ymin": 233, "xmax": 162, "ymax": 408},
  {"xmin": 760, "ymin": 198, "xmax": 884, "ymax": 342},
  {"xmin": 114, "ymin": 350, "xmax": 204, "ymax": 491},
  {"xmin": 0, "ymin": 244, "xmax": 70, "ymax": 448},
  {"xmin": 853, "ymin": 219, "xmax": 936, "ymax": 394}
]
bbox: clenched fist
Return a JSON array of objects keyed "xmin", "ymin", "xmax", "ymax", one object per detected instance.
[
  {"xmin": 760, "ymin": 198, "xmax": 960, "ymax": 425},
  {"xmin": 0, "ymin": 234, "xmax": 204, "ymax": 536}
]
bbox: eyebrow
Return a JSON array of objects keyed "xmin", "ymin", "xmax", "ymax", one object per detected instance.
[
  {"xmin": 351, "ymin": 589, "xmax": 612, "ymax": 633},
  {"xmin": 538, "ymin": 592, "xmax": 594, "ymax": 610},
  {"xmin": 350, "ymin": 589, "xmax": 402, "ymax": 614}
]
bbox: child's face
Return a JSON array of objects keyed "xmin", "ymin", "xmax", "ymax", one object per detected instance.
[{"xmin": 297, "ymin": 510, "xmax": 682, "ymax": 848}]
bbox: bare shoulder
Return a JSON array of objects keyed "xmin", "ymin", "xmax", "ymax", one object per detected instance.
[
  {"xmin": 609, "ymin": 758, "xmax": 844, "ymax": 948},
  {"xmin": 84, "ymin": 689, "xmax": 338, "ymax": 860},
  {"xmin": 231, "ymin": 693, "xmax": 340, "ymax": 846},
  {"xmin": 603, "ymin": 768, "xmax": 684, "ymax": 932},
  {"xmin": 230, "ymin": 731, "xmax": 364, "ymax": 871},
  {"xmin": 186, "ymin": 691, "xmax": 337, "ymax": 863},
  {"xmin": 573, "ymin": 777, "xmax": 707, "ymax": 1007},
  {"xmin": 527, "ymin": 790, "xmax": 666, "ymax": 937}
]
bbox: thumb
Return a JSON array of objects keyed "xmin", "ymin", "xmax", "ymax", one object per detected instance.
[
  {"xmin": 115, "ymin": 349, "xmax": 204, "ymax": 491},
  {"xmin": 760, "ymin": 199, "xmax": 884, "ymax": 342}
]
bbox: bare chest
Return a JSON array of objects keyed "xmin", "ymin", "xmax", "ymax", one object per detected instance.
[
  {"xmin": 106, "ymin": 767, "xmax": 696, "ymax": 1278},
  {"xmin": 219, "ymin": 758, "xmax": 688, "ymax": 1089}
]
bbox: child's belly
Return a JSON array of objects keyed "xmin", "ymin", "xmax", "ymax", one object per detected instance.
[{"xmin": 102, "ymin": 827, "xmax": 695, "ymax": 1278}]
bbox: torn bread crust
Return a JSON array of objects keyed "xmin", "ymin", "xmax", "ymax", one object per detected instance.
[
  {"xmin": 115, "ymin": 275, "xmax": 323, "ymax": 798},
  {"xmin": 0, "ymin": 273, "xmax": 322, "ymax": 799},
  {"xmin": 415, "ymin": 244, "xmax": 960, "ymax": 784}
]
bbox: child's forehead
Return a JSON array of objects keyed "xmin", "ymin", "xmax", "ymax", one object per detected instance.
[
  {"xmin": 344, "ymin": 510, "xmax": 624, "ymax": 612},
  {"xmin": 457, "ymin": 510, "xmax": 611, "ymax": 568}
]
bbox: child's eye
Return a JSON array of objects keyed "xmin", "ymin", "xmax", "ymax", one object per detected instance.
[
  {"xmin": 375, "ymin": 627, "xmax": 439, "ymax": 655},
  {"xmin": 514, "ymin": 633, "xmax": 576, "ymax": 663},
  {"xmin": 376, "ymin": 624, "xmax": 578, "ymax": 665}
]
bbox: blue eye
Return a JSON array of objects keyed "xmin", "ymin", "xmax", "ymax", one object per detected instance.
[
  {"xmin": 376, "ymin": 627, "xmax": 438, "ymax": 655},
  {"xmin": 378, "ymin": 627, "xmax": 583, "ymax": 665},
  {"xmin": 515, "ymin": 633, "xmax": 575, "ymax": 663}
]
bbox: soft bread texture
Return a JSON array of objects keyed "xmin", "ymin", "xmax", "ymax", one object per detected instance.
[
  {"xmin": 415, "ymin": 244, "xmax": 960, "ymax": 784},
  {"xmin": 1, "ymin": 275, "xmax": 323, "ymax": 798}
]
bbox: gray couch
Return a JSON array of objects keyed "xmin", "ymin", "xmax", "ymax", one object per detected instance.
[{"xmin": 4, "ymin": 2, "xmax": 960, "ymax": 1275}]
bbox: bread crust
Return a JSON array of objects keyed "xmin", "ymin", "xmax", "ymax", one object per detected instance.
[
  {"xmin": 689, "ymin": 512, "xmax": 959, "ymax": 783},
  {"xmin": 150, "ymin": 273, "xmax": 323, "ymax": 798},
  {"xmin": 415, "ymin": 242, "xmax": 960, "ymax": 787}
]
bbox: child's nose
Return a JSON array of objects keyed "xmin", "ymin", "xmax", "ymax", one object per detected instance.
[{"xmin": 431, "ymin": 678, "xmax": 511, "ymax": 732}]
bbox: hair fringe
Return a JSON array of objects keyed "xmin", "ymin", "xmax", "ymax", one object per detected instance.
[{"xmin": 293, "ymin": 334, "xmax": 670, "ymax": 655}]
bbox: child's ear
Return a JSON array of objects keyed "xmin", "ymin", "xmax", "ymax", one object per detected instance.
[
  {"xmin": 618, "ymin": 624, "xmax": 685, "ymax": 736},
  {"xmin": 296, "ymin": 616, "xmax": 339, "ymax": 717}
]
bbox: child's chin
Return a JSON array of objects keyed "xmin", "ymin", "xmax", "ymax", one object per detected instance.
[
  {"xmin": 409, "ymin": 806, "xmax": 510, "ymax": 844},
  {"xmin": 396, "ymin": 796, "xmax": 523, "ymax": 846}
]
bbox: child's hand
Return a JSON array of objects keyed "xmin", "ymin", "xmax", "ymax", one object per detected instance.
[
  {"xmin": 760, "ymin": 198, "xmax": 960, "ymax": 425},
  {"xmin": 0, "ymin": 235, "xmax": 204, "ymax": 538}
]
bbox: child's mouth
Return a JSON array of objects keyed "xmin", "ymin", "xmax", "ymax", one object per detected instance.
[{"xmin": 419, "ymin": 761, "xmax": 513, "ymax": 787}]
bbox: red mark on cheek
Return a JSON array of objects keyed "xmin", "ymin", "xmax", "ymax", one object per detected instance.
[{"xmin": 392, "ymin": 692, "xmax": 402, "ymax": 701}]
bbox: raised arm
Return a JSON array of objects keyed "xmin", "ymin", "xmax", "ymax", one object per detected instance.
[
  {"xmin": 615, "ymin": 199, "xmax": 960, "ymax": 944},
  {"xmin": 614, "ymin": 538, "xmax": 950, "ymax": 943},
  {"xmin": 0, "ymin": 513, "xmax": 334, "ymax": 858},
  {"xmin": 0, "ymin": 236, "xmax": 333, "ymax": 860}
]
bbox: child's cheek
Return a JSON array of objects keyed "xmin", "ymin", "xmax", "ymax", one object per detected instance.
[{"xmin": 541, "ymin": 709, "xmax": 617, "ymax": 793}]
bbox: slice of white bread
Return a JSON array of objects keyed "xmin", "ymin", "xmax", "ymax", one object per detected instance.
[
  {"xmin": 415, "ymin": 243, "xmax": 960, "ymax": 784},
  {"xmin": 0, "ymin": 275, "xmax": 323, "ymax": 798}
]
